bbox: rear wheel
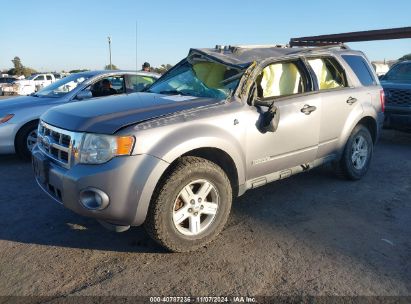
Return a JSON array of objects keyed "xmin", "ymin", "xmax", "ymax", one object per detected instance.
[
  {"xmin": 15, "ymin": 121, "xmax": 38, "ymax": 160},
  {"xmin": 145, "ymin": 156, "xmax": 232, "ymax": 252},
  {"xmin": 335, "ymin": 124, "xmax": 373, "ymax": 180}
]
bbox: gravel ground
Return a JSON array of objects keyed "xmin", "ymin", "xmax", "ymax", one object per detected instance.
[{"xmin": 0, "ymin": 129, "xmax": 410, "ymax": 299}]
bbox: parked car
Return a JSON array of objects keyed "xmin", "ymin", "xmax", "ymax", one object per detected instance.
[
  {"xmin": 32, "ymin": 45, "xmax": 384, "ymax": 252},
  {"xmin": 53, "ymin": 73, "xmax": 70, "ymax": 80},
  {"xmin": 371, "ymin": 62, "xmax": 390, "ymax": 77},
  {"xmin": 380, "ymin": 60, "xmax": 411, "ymax": 130},
  {"xmin": 0, "ymin": 76, "xmax": 17, "ymax": 95},
  {"xmin": 1, "ymin": 73, "xmax": 57, "ymax": 96},
  {"xmin": 0, "ymin": 70, "xmax": 159, "ymax": 159}
]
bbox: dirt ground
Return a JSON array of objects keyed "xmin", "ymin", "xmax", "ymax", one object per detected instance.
[{"xmin": 0, "ymin": 129, "xmax": 410, "ymax": 299}]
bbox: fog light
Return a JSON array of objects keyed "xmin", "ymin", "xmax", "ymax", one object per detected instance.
[{"xmin": 79, "ymin": 188, "xmax": 109, "ymax": 210}]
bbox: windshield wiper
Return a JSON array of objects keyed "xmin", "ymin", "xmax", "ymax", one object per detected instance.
[{"xmin": 157, "ymin": 90, "xmax": 191, "ymax": 96}]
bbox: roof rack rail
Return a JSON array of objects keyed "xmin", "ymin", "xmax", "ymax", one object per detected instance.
[
  {"xmin": 231, "ymin": 44, "xmax": 288, "ymax": 49},
  {"xmin": 214, "ymin": 44, "xmax": 290, "ymax": 54},
  {"xmin": 289, "ymin": 26, "xmax": 411, "ymax": 47},
  {"xmin": 291, "ymin": 43, "xmax": 350, "ymax": 55}
]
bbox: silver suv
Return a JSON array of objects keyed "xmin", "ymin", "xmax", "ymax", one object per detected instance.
[{"xmin": 32, "ymin": 45, "xmax": 385, "ymax": 252}]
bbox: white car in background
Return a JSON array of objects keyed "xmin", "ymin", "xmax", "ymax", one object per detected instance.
[
  {"xmin": 1, "ymin": 73, "xmax": 56, "ymax": 96},
  {"xmin": 0, "ymin": 70, "xmax": 160, "ymax": 159}
]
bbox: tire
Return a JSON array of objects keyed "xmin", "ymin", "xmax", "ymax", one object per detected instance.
[
  {"xmin": 15, "ymin": 121, "xmax": 39, "ymax": 161},
  {"xmin": 145, "ymin": 156, "xmax": 232, "ymax": 252},
  {"xmin": 335, "ymin": 124, "xmax": 373, "ymax": 180}
]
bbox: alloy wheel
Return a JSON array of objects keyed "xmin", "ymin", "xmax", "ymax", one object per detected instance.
[{"xmin": 172, "ymin": 179, "xmax": 219, "ymax": 236}]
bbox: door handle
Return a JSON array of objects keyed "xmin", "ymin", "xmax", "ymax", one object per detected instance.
[
  {"xmin": 346, "ymin": 96, "xmax": 357, "ymax": 105},
  {"xmin": 300, "ymin": 104, "xmax": 317, "ymax": 115}
]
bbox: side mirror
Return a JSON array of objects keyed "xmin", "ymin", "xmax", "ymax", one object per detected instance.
[
  {"xmin": 253, "ymin": 97, "xmax": 281, "ymax": 133},
  {"xmin": 75, "ymin": 90, "xmax": 93, "ymax": 101}
]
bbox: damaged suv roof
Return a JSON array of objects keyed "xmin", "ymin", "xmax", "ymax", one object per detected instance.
[{"xmin": 189, "ymin": 45, "xmax": 361, "ymax": 69}]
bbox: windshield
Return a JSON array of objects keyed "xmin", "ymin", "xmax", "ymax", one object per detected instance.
[
  {"xmin": 35, "ymin": 74, "xmax": 91, "ymax": 97},
  {"xmin": 26, "ymin": 75, "xmax": 36, "ymax": 80},
  {"xmin": 147, "ymin": 60, "xmax": 243, "ymax": 99},
  {"xmin": 383, "ymin": 63, "xmax": 411, "ymax": 82}
]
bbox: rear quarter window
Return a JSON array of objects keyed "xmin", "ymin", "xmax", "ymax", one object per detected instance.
[{"xmin": 342, "ymin": 55, "xmax": 376, "ymax": 86}]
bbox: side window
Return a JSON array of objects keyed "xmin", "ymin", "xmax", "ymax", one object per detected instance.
[
  {"xmin": 307, "ymin": 57, "xmax": 347, "ymax": 90},
  {"xmin": 126, "ymin": 75, "xmax": 156, "ymax": 93},
  {"xmin": 46, "ymin": 75, "xmax": 52, "ymax": 80},
  {"xmin": 341, "ymin": 55, "xmax": 376, "ymax": 86},
  {"xmin": 90, "ymin": 75, "xmax": 125, "ymax": 97},
  {"xmin": 35, "ymin": 75, "xmax": 45, "ymax": 81},
  {"xmin": 257, "ymin": 61, "xmax": 306, "ymax": 98}
]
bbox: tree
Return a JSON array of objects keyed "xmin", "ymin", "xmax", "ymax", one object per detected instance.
[
  {"xmin": 69, "ymin": 69, "xmax": 89, "ymax": 73},
  {"xmin": 8, "ymin": 56, "xmax": 37, "ymax": 77},
  {"xmin": 152, "ymin": 64, "xmax": 173, "ymax": 74},
  {"xmin": 11, "ymin": 56, "xmax": 24, "ymax": 75},
  {"xmin": 398, "ymin": 53, "xmax": 411, "ymax": 61},
  {"xmin": 104, "ymin": 64, "xmax": 119, "ymax": 70}
]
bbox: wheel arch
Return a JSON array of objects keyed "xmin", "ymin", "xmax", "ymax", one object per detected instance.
[
  {"xmin": 356, "ymin": 116, "xmax": 377, "ymax": 143},
  {"xmin": 14, "ymin": 118, "xmax": 39, "ymax": 148},
  {"xmin": 181, "ymin": 148, "xmax": 240, "ymax": 197}
]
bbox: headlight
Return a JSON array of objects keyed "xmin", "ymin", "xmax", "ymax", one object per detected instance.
[
  {"xmin": 0, "ymin": 114, "xmax": 14, "ymax": 124},
  {"xmin": 79, "ymin": 134, "xmax": 135, "ymax": 164}
]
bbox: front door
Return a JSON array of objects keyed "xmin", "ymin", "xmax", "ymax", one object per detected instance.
[{"xmin": 244, "ymin": 59, "xmax": 321, "ymax": 180}]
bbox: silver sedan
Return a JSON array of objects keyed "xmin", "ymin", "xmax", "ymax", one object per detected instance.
[{"xmin": 0, "ymin": 70, "xmax": 159, "ymax": 159}]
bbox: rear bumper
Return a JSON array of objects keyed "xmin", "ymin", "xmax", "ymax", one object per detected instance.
[
  {"xmin": 384, "ymin": 106, "xmax": 411, "ymax": 129},
  {"xmin": 376, "ymin": 112, "xmax": 384, "ymax": 141},
  {"xmin": 32, "ymin": 145, "xmax": 169, "ymax": 226}
]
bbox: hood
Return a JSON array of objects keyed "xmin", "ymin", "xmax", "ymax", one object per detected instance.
[
  {"xmin": 41, "ymin": 92, "xmax": 224, "ymax": 134},
  {"xmin": 380, "ymin": 80, "xmax": 411, "ymax": 90},
  {"xmin": 0, "ymin": 95, "xmax": 64, "ymax": 113}
]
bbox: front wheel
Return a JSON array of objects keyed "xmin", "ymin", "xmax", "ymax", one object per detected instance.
[
  {"xmin": 335, "ymin": 124, "xmax": 374, "ymax": 180},
  {"xmin": 145, "ymin": 156, "xmax": 232, "ymax": 252},
  {"xmin": 15, "ymin": 121, "xmax": 38, "ymax": 160}
]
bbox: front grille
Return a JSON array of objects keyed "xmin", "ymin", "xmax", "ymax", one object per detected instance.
[
  {"xmin": 37, "ymin": 121, "xmax": 77, "ymax": 168},
  {"xmin": 385, "ymin": 88, "xmax": 411, "ymax": 107}
]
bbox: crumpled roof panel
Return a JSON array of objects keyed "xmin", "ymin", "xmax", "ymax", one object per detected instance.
[{"xmin": 189, "ymin": 46, "xmax": 308, "ymax": 68}]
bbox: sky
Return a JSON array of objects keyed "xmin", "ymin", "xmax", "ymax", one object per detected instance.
[{"xmin": 0, "ymin": 0, "xmax": 410, "ymax": 72}]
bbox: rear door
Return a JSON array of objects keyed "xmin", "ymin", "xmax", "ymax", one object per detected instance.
[{"xmin": 305, "ymin": 56, "xmax": 365, "ymax": 158}]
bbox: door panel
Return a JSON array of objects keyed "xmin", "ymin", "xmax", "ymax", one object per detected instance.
[
  {"xmin": 245, "ymin": 94, "xmax": 321, "ymax": 180},
  {"xmin": 317, "ymin": 88, "xmax": 365, "ymax": 157}
]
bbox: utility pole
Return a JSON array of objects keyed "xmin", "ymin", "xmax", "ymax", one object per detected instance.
[
  {"xmin": 108, "ymin": 36, "xmax": 112, "ymax": 70},
  {"xmin": 136, "ymin": 20, "xmax": 138, "ymax": 72}
]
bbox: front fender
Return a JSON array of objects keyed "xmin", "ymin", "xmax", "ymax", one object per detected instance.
[{"xmin": 134, "ymin": 122, "xmax": 247, "ymax": 188}]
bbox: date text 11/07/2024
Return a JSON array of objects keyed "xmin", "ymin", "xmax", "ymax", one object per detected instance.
[{"xmin": 149, "ymin": 296, "xmax": 257, "ymax": 303}]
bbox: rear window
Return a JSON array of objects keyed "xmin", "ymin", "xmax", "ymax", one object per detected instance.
[
  {"xmin": 342, "ymin": 55, "xmax": 376, "ymax": 86},
  {"xmin": 307, "ymin": 57, "xmax": 347, "ymax": 90}
]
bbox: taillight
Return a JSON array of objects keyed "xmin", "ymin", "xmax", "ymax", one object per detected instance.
[{"xmin": 379, "ymin": 89, "xmax": 385, "ymax": 113}]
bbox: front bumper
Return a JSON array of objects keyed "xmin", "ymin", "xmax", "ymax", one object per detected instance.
[
  {"xmin": 0, "ymin": 123, "xmax": 17, "ymax": 154},
  {"xmin": 32, "ymin": 145, "xmax": 169, "ymax": 226},
  {"xmin": 384, "ymin": 106, "xmax": 411, "ymax": 130}
]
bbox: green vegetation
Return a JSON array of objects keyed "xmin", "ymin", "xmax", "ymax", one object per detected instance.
[
  {"xmin": 399, "ymin": 53, "xmax": 411, "ymax": 61},
  {"xmin": 152, "ymin": 64, "xmax": 173, "ymax": 74},
  {"xmin": 104, "ymin": 64, "xmax": 119, "ymax": 70},
  {"xmin": 69, "ymin": 69, "xmax": 90, "ymax": 73},
  {"xmin": 8, "ymin": 56, "xmax": 37, "ymax": 77}
]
